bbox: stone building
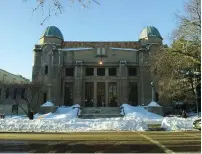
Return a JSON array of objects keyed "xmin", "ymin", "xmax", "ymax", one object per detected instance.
[
  {"xmin": 0, "ymin": 69, "xmax": 30, "ymax": 115},
  {"xmin": 32, "ymin": 26, "xmax": 163, "ymax": 111}
]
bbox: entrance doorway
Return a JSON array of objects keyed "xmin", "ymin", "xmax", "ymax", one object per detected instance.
[
  {"xmin": 97, "ymin": 82, "xmax": 105, "ymax": 107},
  {"xmin": 108, "ymin": 82, "xmax": 117, "ymax": 107},
  {"xmin": 64, "ymin": 82, "xmax": 73, "ymax": 106},
  {"xmin": 85, "ymin": 82, "xmax": 94, "ymax": 107},
  {"xmin": 128, "ymin": 82, "xmax": 138, "ymax": 106}
]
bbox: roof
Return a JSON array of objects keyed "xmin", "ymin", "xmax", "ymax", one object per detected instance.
[
  {"xmin": 63, "ymin": 41, "xmax": 141, "ymax": 49},
  {"xmin": 139, "ymin": 26, "xmax": 162, "ymax": 40},
  {"xmin": 41, "ymin": 26, "xmax": 64, "ymax": 40}
]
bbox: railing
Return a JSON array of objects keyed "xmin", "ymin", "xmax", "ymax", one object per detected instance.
[
  {"xmin": 73, "ymin": 106, "xmax": 83, "ymax": 117},
  {"xmin": 120, "ymin": 106, "xmax": 125, "ymax": 116}
]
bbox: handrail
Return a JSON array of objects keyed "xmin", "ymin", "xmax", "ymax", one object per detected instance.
[
  {"xmin": 72, "ymin": 106, "xmax": 83, "ymax": 117},
  {"xmin": 120, "ymin": 106, "xmax": 125, "ymax": 116}
]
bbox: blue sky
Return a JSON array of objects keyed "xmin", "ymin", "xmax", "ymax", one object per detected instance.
[{"xmin": 0, "ymin": 0, "xmax": 186, "ymax": 80}]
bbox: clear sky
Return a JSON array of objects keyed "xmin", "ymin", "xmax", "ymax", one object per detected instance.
[{"xmin": 0, "ymin": 0, "xmax": 187, "ymax": 80}]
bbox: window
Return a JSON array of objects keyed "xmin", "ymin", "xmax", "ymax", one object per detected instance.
[
  {"xmin": 21, "ymin": 88, "xmax": 25, "ymax": 99},
  {"xmin": 97, "ymin": 68, "xmax": 105, "ymax": 76},
  {"xmin": 97, "ymin": 48, "xmax": 101, "ymax": 55},
  {"xmin": 43, "ymin": 93, "xmax": 47, "ymax": 103},
  {"xmin": 45, "ymin": 66, "xmax": 48, "ymax": 75},
  {"xmin": 5, "ymin": 88, "xmax": 9, "ymax": 99},
  {"xmin": 109, "ymin": 68, "xmax": 117, "ymax": 76},
  {"xmin": 66, "ymin": 68, "xmax": 74, "ymax": 76},
  {"xmin": 96, "ymin": 48, "xmax": 106, "ymax": 55},
  {"xmin": 128, "ymin": 67, "xmax": 137, "ymax": 76},
  {"xmin": 13, "ymin": 88, "xmax": 17, "ymax": 99},
  {"xmin": 86, "ymin": 68, "xmax": 94, "ymax": 76},
  {"xmin": 102, "ymin": 48, "xmax": 106, "ymax": 55}
]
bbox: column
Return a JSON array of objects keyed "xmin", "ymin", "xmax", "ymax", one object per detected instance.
[
  {"xmin": 94, "ymin": 68, "xmax": 97, "ymax": 76},
  {"xmin": 105, "ymin": 82, "xmax": 108, "ymax": 107},
  {"xmin": 48, "ymin": 52, "xmax": 53, "ymax": 101},
  {"xmin": 119, "ymin": 60, "xmax": 128, "ymax": 104},
  {"xmin": 74, "ymin": 61, "xmax": 83, "ymax": 105},
  {"xmin": 93, "ymin": 82, "xmax": 97, "ymax": 107}
]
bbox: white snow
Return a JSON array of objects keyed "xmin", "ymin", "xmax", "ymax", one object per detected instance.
[
  {"xmin": 147, "ymin": 101, "xmax": 161, "ymax": 107},
  {"xmin": 0, "ymin": 116, "xmax": 147, "ymax": 132},
  {"xmin": 1, "ymin": 103, "xmax": 199, "ymax": 132},
  {"xmin": 0, "ymin": 104, "xmax": 147, "ymax": 132},
  {"xmin": 41, "ymin": 101, "xmax": 55, "ymax": 107},
  {"xmin": 121, "ymin": 104, "xmax": 163, "ymax": 124},
  {"xmin": 161, "ymin": 116, "xmax": 200, "ymax": 131}
]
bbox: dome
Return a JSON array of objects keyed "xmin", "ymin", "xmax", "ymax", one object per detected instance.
[
  {"xmin": 41, "ymin": 26, "xmax": 64, "ymax": 40},
  {"xmin": 139, "ymin": 26, "xmax": 162, "ymax": 40}
]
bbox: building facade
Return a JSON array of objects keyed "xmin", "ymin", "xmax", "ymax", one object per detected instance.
[
  {"xmin": 32, "ymin": 26, "xmax": 163, "ymax": 111},
  {"xmin": 0, "ymin": 69, "xmax": 30, "ymax": 115}
]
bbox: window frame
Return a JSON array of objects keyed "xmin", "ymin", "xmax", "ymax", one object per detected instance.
[{"xmin": 97, "ymin": 68, "xmax": 105, "ymax": 76}]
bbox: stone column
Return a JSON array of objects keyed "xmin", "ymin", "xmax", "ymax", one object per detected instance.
[
  {"xmin": 105, "ymin": 82, "xmax": 108, "ymax": 107},
  {"xmin": 93, "ymin": 82, "xmax": 97, "ymax": 107},
  {"xmin": 48, "ymin": 52, "xmax": 53, "ymax": 101},
  {"xmin": 119, "ymin": 60, "xmax": 128, "ymax": 105},
  {"xmin": 151, "ymin": 82, "xmax": 155, "ymax": 102},
  {"xmin": 74, "ymin": 61, "xmax": 83, "ymax": 105}
]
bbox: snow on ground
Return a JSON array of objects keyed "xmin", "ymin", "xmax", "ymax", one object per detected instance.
[
  {"xmin": 41, "ymin": 101, "xmax": 55, "ymax": 107},
  {"xmin": 1, "ymin": 103, "xmax": 199, "ymax": 132},
  {"xmin": 0, "ymin": 116, "xmax": 147, "ymax": 132},
  {"xmin": 161, "ymin": 116, "xmax": 200, "ymax": 131},
  {"xmin": 147, "ymin": 101, "xmax": 161, "ymax": 107},
  {"xmin": 0, "ymin": 104, "xmax": 147, "ymax": 132},
  {"xmin": 34, "ymin": 104, "xmax": 81, "ymax": 120},
  {"xmin": 121, "ymin": 104, "xmax": 163, "ymax": 124}
]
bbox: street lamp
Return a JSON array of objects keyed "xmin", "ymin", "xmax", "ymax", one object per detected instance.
[
  {"xmin": 151, "ymin": 82, "xmax": 155, "ymax": 102},
  {"xmin": 48, "ymin": 84, "xmax": 51, "ymax": 101}
]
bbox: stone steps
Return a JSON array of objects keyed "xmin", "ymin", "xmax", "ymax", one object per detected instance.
[{"xmin": 79, "ymin": 107, "xmax": 122, "ymax": 119}]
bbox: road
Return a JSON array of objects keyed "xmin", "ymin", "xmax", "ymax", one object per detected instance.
[{"xmin": 0, "ymin": 131, "xmax": 200, "ymax": 153}]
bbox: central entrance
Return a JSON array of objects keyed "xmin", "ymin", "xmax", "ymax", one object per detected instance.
[
  {"xmin": 84, "ymin": 81, "xmax": 118, "ymax": 107},
  {"xmin": 97, "ymin": 82, "xmax": 105, "ymax": 107}
]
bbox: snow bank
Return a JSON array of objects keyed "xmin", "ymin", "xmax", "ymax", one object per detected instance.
[
  {"xmin": 41, "ymin": 101, "xmax": 55, "ymax": 107},
  {"xmin": 0, "ymin": 117, "xmax": 147, "ymax": 132},
  {"xmin": 0, "ymin": 104, "xmax": 147, "ymax": 132},
  {"xmin": 35, "ymin": 104, "xmax": 81, "ymax": 120},
  {"xmin": 161, "ymin": 116, "xmax": 200, "ymax": 131},
  {"xmin": 147, "ymin": 101, "xmax": 161, "ymax": 107},
  {"xmin": 121, "ymin": 104, "xmax": 163, "ymax": 124}
]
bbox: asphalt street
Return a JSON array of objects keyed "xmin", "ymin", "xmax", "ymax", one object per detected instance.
[{"xmin": 0, "ymin": 131, "xmax": 200, "ymax": 153}]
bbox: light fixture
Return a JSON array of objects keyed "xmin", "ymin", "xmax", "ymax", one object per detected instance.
[{"xmin": 98, "ymin": 56, "xmax": 103, "ymax": 65}]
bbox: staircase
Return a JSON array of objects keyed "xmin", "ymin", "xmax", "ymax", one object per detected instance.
[{"xmin": 79, "ymin": 107, "xmax": 123, "ymax": 119}]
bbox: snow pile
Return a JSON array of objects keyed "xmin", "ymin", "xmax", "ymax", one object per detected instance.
[
  {"xmin": 0, "ymin": 117, "xmax": 147, "ymax": 132},
  {"xmin": 41, "ymin": 101, "xmax": 55, "ymax": 107},
  {"xmin": 161, "ymin": 116, "xmax": 200, "ymax": 131},
  {"xmin": 147, "ymin": 101, "xmax": 161, "ymax": 107},
  {"xmin": 121, "ymin": 104, "xmax": 163, "ymax": 124},
  {"xmin": 35, "ymin": 104, "xmax": 81, "ymax": 120},
  {"xmin": 0, "ymin": 104, "xmax": 147, "ymax": 132}
]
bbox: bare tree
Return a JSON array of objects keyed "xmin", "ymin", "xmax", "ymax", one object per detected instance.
[{"xmin": 23, "ymin": 0, "xmax": 100, "ymax": 25}]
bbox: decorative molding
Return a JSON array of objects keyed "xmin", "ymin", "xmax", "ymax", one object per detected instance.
[{"xmin": 75, "ymin": 60, "xmax": 83, "ymax": 66}]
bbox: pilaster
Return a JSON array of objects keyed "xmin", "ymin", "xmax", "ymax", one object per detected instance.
[
  {"xmin": 74, "ymin": 61, "xmax": 83, "ymax": 105},
  {"xmin": 119, "ymin": 60, "xmax": 128, "ymax": 104}
]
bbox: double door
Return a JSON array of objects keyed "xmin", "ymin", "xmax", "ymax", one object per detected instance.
[{"xmin": 85, "ymin": 82, "xmax": 117, "ymax": 107}]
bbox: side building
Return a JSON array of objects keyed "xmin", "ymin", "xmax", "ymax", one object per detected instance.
[
  {"xmin": 0, "ymin": 69, "xmax": 30, "ymax": 115},
  {"xmin": 31, "ymin": 26, "xmax": 163, "ymax": 112}
]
